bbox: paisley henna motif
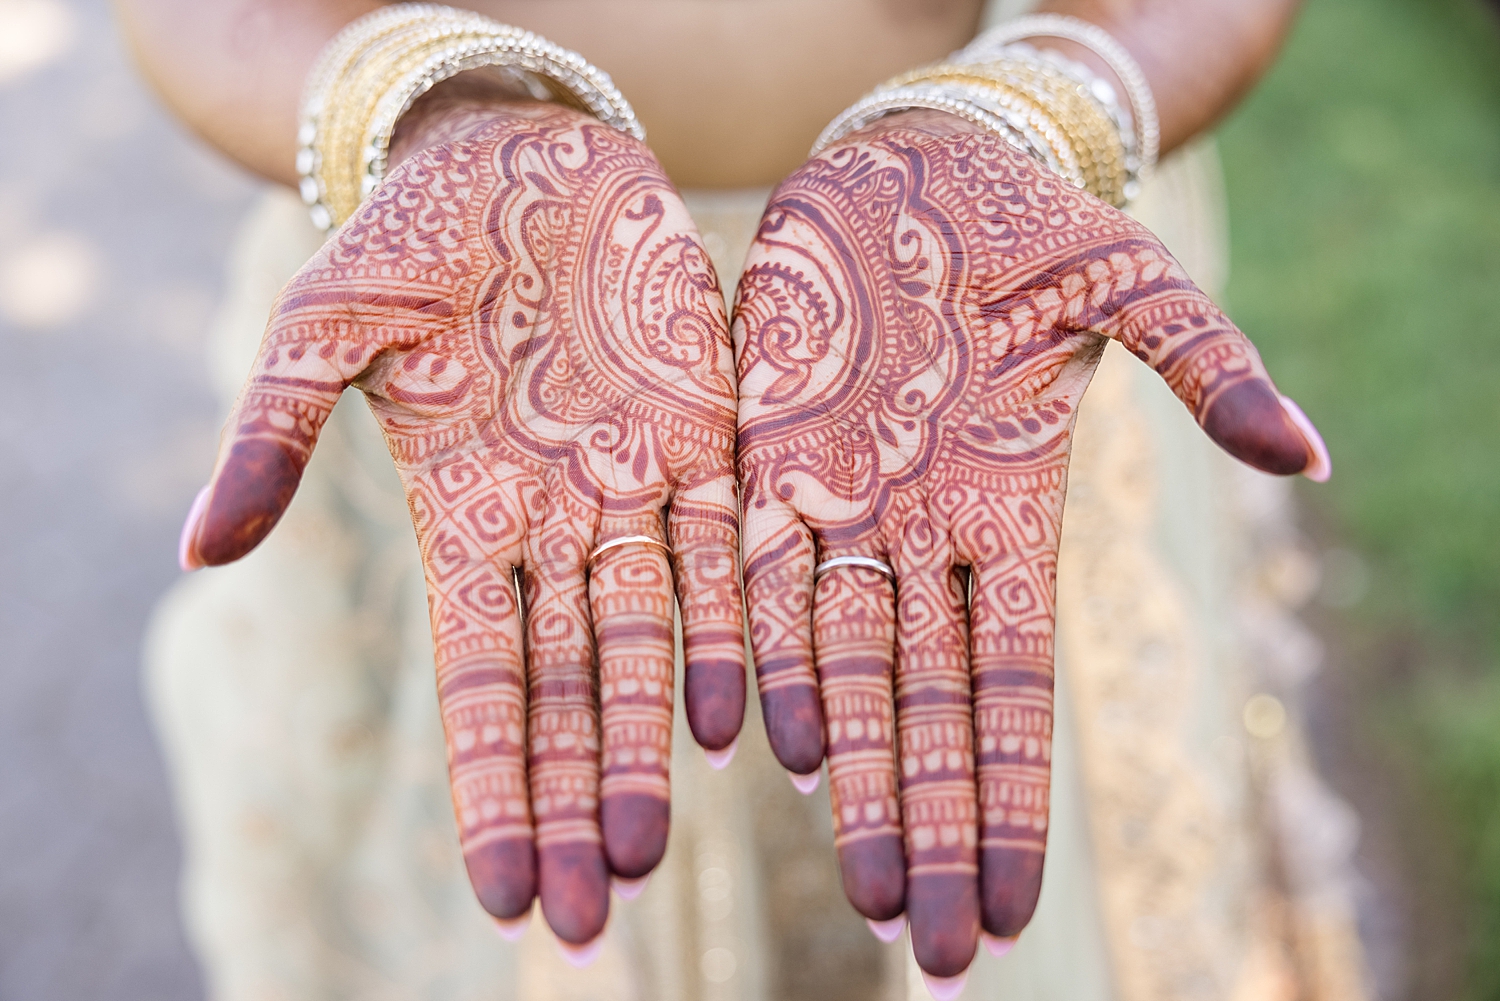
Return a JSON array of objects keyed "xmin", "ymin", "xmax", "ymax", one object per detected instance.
[
  {"xmin": 181, "ymin": 104, "xmax": 744, "ymax": 945},
  {"xmin": 734, "ymin": 110, "xmax": 1321, "ymax": 977}
]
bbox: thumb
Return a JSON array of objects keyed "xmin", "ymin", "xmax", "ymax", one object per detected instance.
[
  {"xmin": 179, "ymin": 283, "xmax": 372, "ymax": 569},
  {"xmin": 1090, "ymin": 241, "xmax": 1331, "ymax": 482}
]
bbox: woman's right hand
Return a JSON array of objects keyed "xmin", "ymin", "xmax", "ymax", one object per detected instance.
[{"xmin": 178, "ymin": 101, "xmax": 745, "ymax": 947}]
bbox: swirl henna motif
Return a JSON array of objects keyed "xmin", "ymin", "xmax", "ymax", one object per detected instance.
[
  {"xmin": 180, "ymin": 105, "xmax": 744, "ymax": 946},
  {"xmin": 734, "ymin": 110, "xmax": 1327, "ymax": 978}
]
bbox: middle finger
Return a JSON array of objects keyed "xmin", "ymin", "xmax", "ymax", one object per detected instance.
[
  {"xmin": 812, "ymin": 556, "xmax": 904, "ymax": 923},
  {"xmin": 525, "ymin": 521, "xmax": 609, "ymax": 945}
]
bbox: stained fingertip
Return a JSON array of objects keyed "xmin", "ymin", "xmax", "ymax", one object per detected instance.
[
  {"xmin": 192, "ymin": 437, "xmax": 305, "ymax": 565},
  {"xmin": 601, "ymin": 793, "xmax": 669, "ymax": 879},
  {"xmin": 921, "ymin": 969, "xmax": 969, "ymax": 1001},
  {"xmin": 464, "ymin": 839, "xmax": 537, "ymax": 921},
  {"xmin": 867, "ymin": 914, "xmax": 906, "ymax": 943},
  {"xmin": 980, "ymin": 847, "xmax": 1044, "ymax": 938},
  {"xmin": 704, "ymin": 735, "xmax": 739, "ymax": 771},
  {"xmin": 761, "ymin": 685, "xmax": 825, "ymax": 774},
  {"xmin": 839, "ymin": 836, "xmax": 906, "ymax": 919},
  {"xmin": 178, "ymin": 485, "xmax": 210, "ymax": 571},
  {"xmin": 685, "ymin": 656, "xmax": 746, "ymax": 751},
  {"xmin": 1279, "ymin": 395, "xmax": 1333, "ymax": 482},
  {"xmin": 538, "ymin": 843, "xmax": 610, "ymax": 944},
  {"xmin": 908, "ymin": 874, "xmax": 979, "ymax": 977},
  {"xmin": 1201, "ymin": 380, "xmax": 1314, "ymax": 478},
  {"xmin": 982, "ymin": 932, "xmax": 1019, "ymax": 958},
  {"xmin": 789, "ymin": 769, "xmax": 820, "ymax": 795},
  {"xmin": 556, "ymin": 933, "xmax": 606, "ymax": 969}
]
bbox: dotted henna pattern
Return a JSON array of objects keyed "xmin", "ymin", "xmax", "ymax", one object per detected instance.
[
  {"xmin": 734, "ymin": 113, "xmax": 1315, "ymax": 977},
  {"xmin": 183, "ymin": 106, "xmax": 744, "ymax": 946}
]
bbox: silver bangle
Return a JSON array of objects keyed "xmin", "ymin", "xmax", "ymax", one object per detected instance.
[
  {"xmin": 960, "ymin": 14, "xmax": 1159, "ymax": 188},
  {"xmin": 360, "ymin": 30, "xmax": 645, "ymax": 199},
  {"xmin": 810, "ymin": 83, "xmax": 1054, "ymax": 174}
]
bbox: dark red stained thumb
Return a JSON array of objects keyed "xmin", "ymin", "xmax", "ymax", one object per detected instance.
[
  {"xmin": 1201, "ymin": 380, "xmax": 1331, "ymax": 481},
  {"xmin": 179, "ymin": 436, "xmax": 309, "ymax": 569}
]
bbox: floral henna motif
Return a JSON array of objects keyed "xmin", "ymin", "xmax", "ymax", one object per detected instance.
[
  {"xmin": 734, "ymin": 111, "xmax": 1323, "ymax": 977},
  {"xmin": 180, "ymin": 105, "xmax": 744, "ymax": 945}
]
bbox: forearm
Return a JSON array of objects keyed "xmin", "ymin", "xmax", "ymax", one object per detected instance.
[
  {"xmin": 1036, "ymin": 0, "xmax": 1303, "ymax": 154},
  {"xmin": 112, "ymin": 0, "xmax": 379, "ymax": 184}
]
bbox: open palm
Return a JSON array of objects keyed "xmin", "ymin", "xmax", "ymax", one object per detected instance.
[
  {"xmin": 180, "ymin": 104, "xmax": 744, "ymax": 946},
  {"xmin": 734, "ymin": 110, "xmax": 1327, "ymax": 979}
]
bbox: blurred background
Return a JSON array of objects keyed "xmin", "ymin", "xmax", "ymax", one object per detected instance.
[{"xmin": 0, "ymin": 0, "xmax": 1495, "ymax": 998}]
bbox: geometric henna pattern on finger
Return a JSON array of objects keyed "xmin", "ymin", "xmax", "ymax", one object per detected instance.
[
  {"xmin": 735, "ymin": 111, "xmax": 1295, "ymax": 973},
  {"xmin": 194, "ymin": 105, "xmax": 742, "ymax": 943}
]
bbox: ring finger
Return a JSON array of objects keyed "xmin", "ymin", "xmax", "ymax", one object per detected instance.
[
  {"xmin": 812, "ymin": 552, "xmax": 903, "ymax": 924},
  {"xmin": 589, "ymin": 528, "xmax": 677, "ymax": 881}
]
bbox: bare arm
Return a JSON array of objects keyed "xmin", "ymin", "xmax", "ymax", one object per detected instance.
[
  {"xmin": 1039, "ymin": 0, "xmax": 1304, "ymax": 154},
  {"xmin": 114, "ymin": 0, "xmax": 1302, "ymax": 190},
  {"xmin": 112, "ymin": 0, "xmax": 377, "ymax": 185}
]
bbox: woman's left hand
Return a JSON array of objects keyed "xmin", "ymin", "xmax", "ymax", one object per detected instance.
[{"xmin": 734, "ymin": 109, "xmax": 1328, "ymax": 979}]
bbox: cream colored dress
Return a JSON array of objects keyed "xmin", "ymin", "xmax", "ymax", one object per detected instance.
[{"xmin": 144, "ymin": 9, "xmax": 1369, "ymax": 1000}]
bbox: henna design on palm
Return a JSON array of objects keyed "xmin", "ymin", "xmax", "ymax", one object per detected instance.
[
  {"xmin": 734, "ymin": 110, "xmax": 1328, "ymax": 978},
  {"xmin": 180, "ymin": 104, "xmax": 744, "ymax": 946}
]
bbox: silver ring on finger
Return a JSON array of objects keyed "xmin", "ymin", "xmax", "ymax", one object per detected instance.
[
  {"xmin": 587, "ymin": 534, "xmax": 671, "ymax": 566},
  {"xmin": 813, "ymin": 555, "xmax": 896, "ymax": 583}
]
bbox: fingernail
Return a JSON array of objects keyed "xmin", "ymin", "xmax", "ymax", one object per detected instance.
[
  {"xmin": 922, "ymin": 969, "xmax": 968, "ymax": 1000},
  {"xmin": 491, "ymin": 911, "xmax": 530, "ymax": 942},
  {"xmin": 982, "ymin": 932, "xmax": 1018, "ymax": 957},
  {"xmin": 556, "ymin": 934, "xmax": 606, "ymax": 969},
  {"xmin": 1279, "ymin": 396, "xmax": 1331, "ymax": 483},
  {"xmin": 612, "ymin": 874, "xmax": 650, "ymax": 900},
  {"xmin": 789, "ymin": 769, "xmax": 820, "ymax": 795},
  {"xmin": 704, "ymin": 736, "xmax": 738, "ymax": 771},
  {"xmin": 866, "ymin": 914, "xmax": 906, "ymax": 943},
  {"xmin": 178, "ymin": 485, "xmax": 211, "ymax": 571}
]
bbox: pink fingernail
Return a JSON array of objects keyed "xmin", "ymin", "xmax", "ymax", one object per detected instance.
[
  {"xmin": 491, "ymin": 911, "xmax": 530, "ymax": 942},
  {"xmin": 612, "ymin": 874, "xmax": 650, "ymax": 900},
  {"xmin": 982, "ymin": 932, "xmax": 1018, "ymax": 957},
  {"xmin": 704, "ymin": 736, "xmax": 739, "ymax": 771},
  {"xmin": 922, "ymin": 969, "xmax": 969, "ymax": 1000},
  {"xmin": 1279, "ymin": 396, "xmax": 1332, "ymax": 483},
  {"xmin": 866, "ymin": 914, "xmax": 906, "ymax": 943},
  {"xmin": 178, "ymin": 486, "xmax": 211, "ymax": 571},
  {"xmin": 556, "ymin": 934, "xmax": 606, "ymax": 969},
  {"xmin": 789, "ymin": 769, "xmax": 820, "ymax": 795}
]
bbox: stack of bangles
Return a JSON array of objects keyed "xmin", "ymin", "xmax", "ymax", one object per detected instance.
[
  {"xmin": 296, "ymin": 6, "xmax": 1154, "ymax": 227},
  {"xmin": 296, "ymin": 2, "xmax": 644, "ymax": 232},
  {"xmin": 813, "ymin": 14, "xmax": 1159, "ymax": 208}
]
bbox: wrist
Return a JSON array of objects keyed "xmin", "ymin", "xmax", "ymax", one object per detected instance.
[{"xmin": 387, "ymin": 71, "xmax": 543, "ymax": 168}]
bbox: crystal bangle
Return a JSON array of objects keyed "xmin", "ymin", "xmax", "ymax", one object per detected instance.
[{"xmin": 811, "ymin": 82, "xmax": 1056, "ymax": 175}]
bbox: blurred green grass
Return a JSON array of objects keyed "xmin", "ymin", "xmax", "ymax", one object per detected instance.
[{"xmin": 1219, "ymin": 0, "xmax": 1500, "ymax": 995}]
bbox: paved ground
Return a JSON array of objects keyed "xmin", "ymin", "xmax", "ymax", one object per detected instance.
[{"xmin": 0, "ymin": 2, "xmax": 259, "ymax": 997}]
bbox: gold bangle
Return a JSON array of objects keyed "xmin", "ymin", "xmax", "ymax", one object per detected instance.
[
  {"xmin": 959, "ymin": 64, "xmax": 1125, "ymax": 205},
  {"xmin": 889, "ymin": 59, "xmax": 1127, "ymax": 205}
]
